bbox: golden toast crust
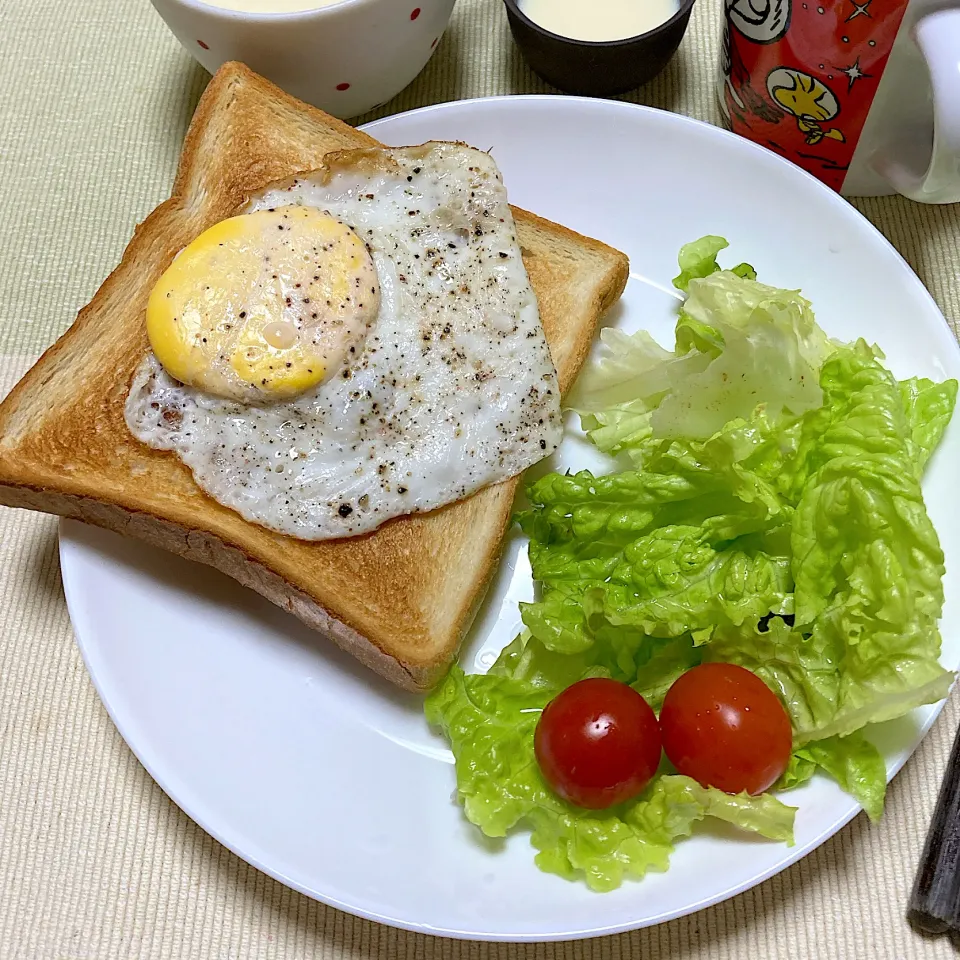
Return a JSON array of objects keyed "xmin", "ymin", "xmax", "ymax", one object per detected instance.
[{"xmin": 0, "ymin": 63, "xmax": 629, "ymax": 690}]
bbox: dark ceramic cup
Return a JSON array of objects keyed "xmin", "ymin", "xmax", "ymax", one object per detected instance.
[{"xmin": 503, "ymin": 0, "xmax": 696, "ymax": 97}]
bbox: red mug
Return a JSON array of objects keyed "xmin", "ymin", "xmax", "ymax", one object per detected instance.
[{"xmin": 718, "ymin": 0, "xmax": 960, "ymax": 202}]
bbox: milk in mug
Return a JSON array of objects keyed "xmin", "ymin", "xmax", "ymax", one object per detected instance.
[
  {"xmin": 197, "ymin": 0, "xmax": 342, "ymax": 12},
  {"xmin": 519, "ymin": 0, "xmax": 680, "ymax": 41}
]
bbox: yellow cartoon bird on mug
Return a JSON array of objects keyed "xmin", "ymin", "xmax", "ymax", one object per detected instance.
[{"xmin": 767, "ymin": 67, "xmax": 846, "ymax": 144}]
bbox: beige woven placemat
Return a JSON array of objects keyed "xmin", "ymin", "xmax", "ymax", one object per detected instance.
[{"xmin": 1, "ymin": 0, "xmax": 959, "ymax": 956}]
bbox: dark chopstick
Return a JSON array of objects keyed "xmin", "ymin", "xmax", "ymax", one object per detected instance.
[{"xmin": 909, "ymin": 713, "xmax": 960, "ymax": 934}]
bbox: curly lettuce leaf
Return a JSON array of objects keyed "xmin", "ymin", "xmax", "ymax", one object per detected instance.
[
  {"xmin": 493, "ymin": 627, "xmax": 704, "ymax": 714},
  {"xmin": 489, "ymin": 629, "xmax": 618, "ymax": 688},
  {"xmin": 708, "ymin": 616, "xmax": 951, "ymax": 746},
  {"xmin": 653, "ymin": 272, "xmax": 834, "ymax": 441},
  {"xmin": 517, "ymin": 408, "xmax": 798, "ymax": 655},
  {"xmin": 673, "ymin": 235, "xmax": 757, "ymax": 292},
  {"xmin": 629, "ymin": 634, "xmax": 702, "ymax": 711},
  {"xmin": 518, "ymin": 462, "xmax": 793, "ymax": 656},
  {"xmin": 697, "ymin": 344, "xmax": 955, "ymax": 745},
  {"xmin": 572, "ymin": 265, "xmax": 835, "ymax": 459},
  {"xmin": 628, "ymin": 773, "xmax": 794, "ymax": 847},
  {"xmin": 424, "ymin": 664, "xmax": 553, "ymax": 839},
  {"xmin": 567, "ymin": 327, "xmax": 701, "ymax": 458},
  {"xmin": 778, "ymin": 732, "xmax": 886, "ymax": 822},
  {"xmin": 900, "ymin": 377, "xmax": 958, "ymax": 473},
  {"xmin": 778, "ymin": 750, "xmax": 818, "ymax": 791},
  {"xmin": 800, "ymin": 734, "xmax": 887, "ymax": 822},
  {"xmin": 591, "ymin": 525, "xmax": 792, "ymax": 641},
  {"xmin": 426, "ymin": 664, "xmax": 795, "ymax": 892},
  {"xmin": 786, "ymin": 345, "xmax": 952, "ymax": 729}
]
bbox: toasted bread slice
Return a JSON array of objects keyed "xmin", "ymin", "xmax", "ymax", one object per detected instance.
[{"xmin": 0, "ymin": 63, "xmax": 628, "ymax": 691}]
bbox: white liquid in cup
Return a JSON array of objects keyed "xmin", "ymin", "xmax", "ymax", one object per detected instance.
[
  {"xmin": 519, "ymin": 0, "xmax": 680, "ymax": 41},
  {"xmin": 197, "ymin": 0, "xmax": 343, "ymax": 12}
]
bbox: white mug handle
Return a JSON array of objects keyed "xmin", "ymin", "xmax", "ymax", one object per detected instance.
[{"xmin": 872, "ymin": 8, "xmax": 960, "ymax": 204}]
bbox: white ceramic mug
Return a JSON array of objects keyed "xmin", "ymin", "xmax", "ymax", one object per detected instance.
[
  {"xmin": 718, "ymin": 0, "xmax": 960, "ymax": 201},
  {"xmin": 150, "ymin": 0, "xmax": 457, "ymax": 119}
]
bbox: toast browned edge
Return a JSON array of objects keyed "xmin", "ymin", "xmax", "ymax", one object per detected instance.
[{"xmin": 0, "ymin": 63, "xmax": 629, "ymax": 691}]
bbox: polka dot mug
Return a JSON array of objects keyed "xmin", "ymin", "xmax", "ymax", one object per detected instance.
[{"xmin": 149, "ymin": 0, "xmax": 456, "ymax": 119}]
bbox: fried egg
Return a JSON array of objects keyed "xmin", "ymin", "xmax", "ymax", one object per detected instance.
[{"xmin": 125, "ymin": 143, "xmax": 562, "ymax": 540}]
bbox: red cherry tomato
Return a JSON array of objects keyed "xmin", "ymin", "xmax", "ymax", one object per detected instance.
[
  {"xmin": 659, "ymin": 662, "xmax": 792, "ymax": 795},
  {"xmin": 534, "ymin": 677, "xmax": 662, "ymax": 810}
]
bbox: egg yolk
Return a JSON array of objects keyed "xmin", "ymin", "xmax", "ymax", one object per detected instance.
[{"xmin": 146, "ymin": 206, "xmax": 379, "ymax": 403}]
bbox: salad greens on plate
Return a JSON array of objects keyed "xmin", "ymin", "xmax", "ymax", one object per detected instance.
[{"xmin": 426, "ymin": 236, "xmax": 957, "ymax": 892}]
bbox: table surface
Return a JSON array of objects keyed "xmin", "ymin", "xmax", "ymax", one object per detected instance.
[{"xmin": 2, "ymin": 0, "xmax": 960, "ymax": 957}]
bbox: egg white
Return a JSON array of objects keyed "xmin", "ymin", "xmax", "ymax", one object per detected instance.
[{"xmin": 125, "ymin": 143, "xmax": 562, "ymax": 540}]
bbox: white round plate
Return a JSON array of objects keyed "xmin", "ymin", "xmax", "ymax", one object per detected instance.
[{"xmin": 59, "ymin": 96, "xmax": 960, "ymax": 941}]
